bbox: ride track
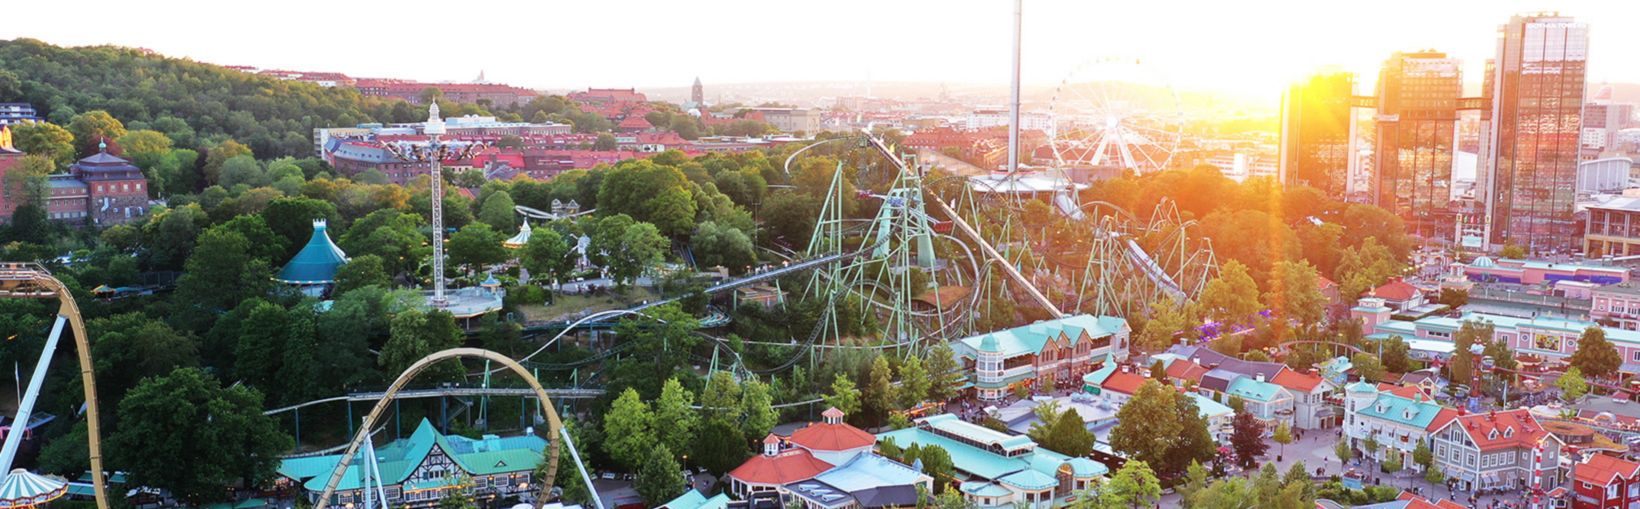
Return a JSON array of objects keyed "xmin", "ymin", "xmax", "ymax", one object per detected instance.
[{"xmin": 0, "ymin": 263, "xmax": 111, "ymax": 509}]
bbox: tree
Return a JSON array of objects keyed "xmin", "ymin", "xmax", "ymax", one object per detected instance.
[
  {"xmin": 1423, "ymin": 467, "xmax": 1445, "ymax": 486},
  {"xmin": 1272, "ymin": 422, "xmax": 1292, "ymax": 459},
  {"xmin": 1334, "ymin": 439, "xmax": 1354, "ymax": 465},
  {"xmin": 1191, "ymin": 478, "xmax": 1255, "ymax": 509},
  {"xmin": 692, "ymin": 221, "xmax": 756, "ymax": 273},
  {"xmin": 174, "ymin": 226, "xmax": 272, "ymax": 313},
  {"xmin": 10, "ymin": 121, "xmax": 75, "ymax": 167},
  {"xmin": 1500, "ymin": 243, "xmax": 1527, "ymax": 259},
  {"xmin": 1557, "ymin": 367, "xmax": 1591, "ymax": 402},
  {"xmin": 107, "ymin": 368, "xmax": 290, "ymax": 506},
  {"xmin": 1381, "ymin": 453, "xmax": 1403, "ymax": 482},
  {"xmin": 204, "ymin": 140, "xmax": 253, "ymax": 184},
  {"xmin": 693, "ymin": 419, "xmax": 749, "ymax": 476},
  {"xmin": 1351, "ymin": 353, "xmax": 1386, "ymax": 383},
  {"xmin": 1437, "ymin": 288, "xmax": 1469, "ymax": 309},
  {"xmin": 699, "ymin": 371, "xmax": 743, "ymax": 424},
  {"xmin": 1164, "ymin": 394, "xmax": 1218, "ymax": 479},
  {"xmin": 233, "ymin": 301, "xmax": 291, "ymax": 393},
  {"xmin": 1039, "ymin": 409, "xmax": 1094, "ymax": 457},
  {"xmin": 1177, "ymin": 461, "xmax": 1209, "ymax": 508},
  {"xmin": 1111, "ymin": 381, "xmax": 1182, "ymax": 471},
  {"xmin": 1229, "ymin": 411, "xmax": 1267, "ymax": 468},
  {"xmin": 595, "ymin": 216, "xmax": 667, "ymax": 288},
  {"xmin": 334, "ymin": 254, "xmax": 390, "ymax": 294},
  {"xmin": 739, "ymin": 380, "xmax": 779, "ymax": 443},
  {"xmin": 521, "ymin": 226, "xmax": 575, "ymax": 285},
  {"xmin": 1139, "ymin": 298, "xmax": 1199, "ymax": 350},
  {"xmin": 67, "ymin": 110, "xmax": 126, "ymax": 156},
  {"xmin": 1450, "ymin": 320, "xmax": 1492, "ymax": 387},
  {"xmin": 925, "ymin": 342, "xmax": 963, "ymax": 402},
  {"xmin": 1570, "ymin": 326, "xmax": 1622, "ymax": 379},
  {"xmin": 824, "ymin": 373, "xmax": 862, "ymax": 418},
  {"xmin": 379, "ymin": 309, "xmax": 464, "ymax": 381},
  {"xmin": 760, "ymin": 189, "xmax": 820, "ymax": 245},
  {"xmin": 635, "ymin": 445, "xmax": 685, "ymax": 505},
  {"xmin": 1381, "ymin": 335, "xmax": 1412, "ymax": 373},
  {"xmin": 597, "ymin": 161, "xmax": 698, "ymax": 237},
  {"xmin": 603, "ymin": 388, "xmax": 656, "ymax": 471},
  {"xmin": 1412, "ymin": 441, "xmax": 1433, "ymax": 472},
  {"xmin": 447, "ymin": 223, "xmax": 508, "ymax": 274},
  {"xmin": 1099, "ymin": 460, "xmax": 1162, "ymax": 509},
  {"xmin": 438, "ymin": 477, "xmax": 477, "ymax": 509},
  {"xmin": 477, "ymin": 190, "xmax": 518, "ymax": 231},
  {"xmin": 1265, "ymin": 259, "xmax": 1327, "ymax": 326},
  {"xmin": 897, "ymin": 355, "xmax": 931, "ymax": 408},
  {"xmin": 1199, "ymin": 260, "xmax": 1263, "ymax": 325},
  {"xmin": 914, "ymin": 445, "xmax": 954, "ymax": 491},
  {"xmin": 862, "ymin": 355, "xmax": 895, "ymax": 427},
  {"xmin": 340, "ymin": 209, "xmax": 426, "ymax": 277},
  {"xmin": 593, "ymin": 133, "xmax": 617, "ymax": 151},
  {"xmin": 654, "ymin": 378, "xmax": 698, "ymax": 458}
]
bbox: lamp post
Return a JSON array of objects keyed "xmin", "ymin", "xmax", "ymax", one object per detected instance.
[{"xmin": 381, "ymin": 104, "xmax": 485, "ymax": 307}]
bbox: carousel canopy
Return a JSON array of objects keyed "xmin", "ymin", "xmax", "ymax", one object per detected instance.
[
  {"xmin": 277, "ymin": 219, "xmax": 348, "ymax": 285},
  {"xmin": 504, "ymin": 221, "xmax": 532, "ymax": 249},
  {"xmin": 0, "ymin": 469, "xmax": 67, "ymax": 508}
]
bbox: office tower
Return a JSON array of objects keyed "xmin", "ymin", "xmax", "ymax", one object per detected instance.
[
  {"xmin": 1374, "ymin": 51, "xmax": 1462, "ymax": 240},
  {"xmin": 1481, "ymin": 14, "xmax": 1589, "ymax": 253},
  {"xmin": 1279, "ymin": 71, "xmax": 1356, "ymax": 196}
]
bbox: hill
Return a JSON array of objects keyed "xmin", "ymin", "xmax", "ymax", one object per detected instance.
[{"xmin": 0, "ymin": 38, "xmax": 415, "ymax": 158}]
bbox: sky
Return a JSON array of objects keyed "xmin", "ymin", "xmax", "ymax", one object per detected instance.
[{"xmin": 4, "ymin": 0, "xmax": 1637, "ymax": 103}]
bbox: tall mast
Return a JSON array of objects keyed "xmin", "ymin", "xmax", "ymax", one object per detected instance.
[{"xmin": 1007, "ymin": 0, "xmax": 1022, "ymax": 176}]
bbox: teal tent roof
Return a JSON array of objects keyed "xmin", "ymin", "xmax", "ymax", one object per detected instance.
[{"xmin": 277, "ymin": 220, "xmax": 348, "ymax": 284}]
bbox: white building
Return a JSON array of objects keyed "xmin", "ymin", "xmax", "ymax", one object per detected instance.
[{"xmin": 1342, "ymin": 381, "xmax": 1458, "ymax": 470}]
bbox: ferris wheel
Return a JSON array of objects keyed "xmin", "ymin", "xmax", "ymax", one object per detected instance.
[{"xmin": 1049, "ymin": 57, "xmax": 1184, "ymax": 173}]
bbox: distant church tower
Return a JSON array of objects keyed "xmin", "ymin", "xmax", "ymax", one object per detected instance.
[{"xmin": 691, "ymin": 77, "xmax": 704, "ymax": 105}]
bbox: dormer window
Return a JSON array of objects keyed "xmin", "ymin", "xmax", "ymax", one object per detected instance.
[
  {"xmin": 1488, "ymin": 429, "xmax": 1498, "ymax": 440},
  {"xmin": 1504, "ymin": 427, "xmax": 1514, "ymax": 438},
  {"xmin": 1404, "ymin": 409, "xmax": 1414, "ymax": 420}
]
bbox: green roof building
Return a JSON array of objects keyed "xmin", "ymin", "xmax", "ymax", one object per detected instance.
[
  {"xmin": 878, "ymin": 414, "xmax": 1106, "ymax": 509},
  {"xmin": 950, "ymin": 314, "xmax": 1130, "ymax": 401},
  {"xmin": 277, "ymin": 418, "xmax": 546, "ymax": 508},
  {"xmin": 277, "ymin": 219, "xmax": 348, "ymax": 296}
]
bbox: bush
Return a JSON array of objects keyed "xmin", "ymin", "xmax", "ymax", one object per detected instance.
[{"xmin": 505, "ymin": 284, "xmax": 549, "ymax": 308}]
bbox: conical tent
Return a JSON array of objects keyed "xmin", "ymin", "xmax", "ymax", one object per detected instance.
[
  {"xmin": 0, "ymin": 469, "xmax": 66, "ymax": 508},
  {"xmin": 277, "ymin": 219, "xmax": 349, "ymax": 284}
]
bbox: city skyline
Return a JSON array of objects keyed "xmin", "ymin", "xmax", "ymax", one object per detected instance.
[{"xmin": 2, "ymin": 0, "xmax": 1638, "ymax": 105}]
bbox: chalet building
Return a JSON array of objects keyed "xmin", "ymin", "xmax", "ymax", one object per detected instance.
[
  {"xmin": 949, "ymin": 315, "xmax": 1131, "ymax": 401},
  {"xmin": 1342, "ymin": 382, "xmax": 1458, "ymax": 470},
  {"xmin": 1429, "ymin": 409, "xmax": 1564, "ymax": 491},
  {"xmin": 1573, "ymin": 453, "xmax": 1640, "ymax": 509},
  {"xmin": 277, "ymin": 419, "xmax": 547, "ymax": 508}
]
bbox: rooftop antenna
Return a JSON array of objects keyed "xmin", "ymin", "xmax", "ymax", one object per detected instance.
[{"xmin": 1007, "ymin": 0, "xmax": 1022, "ymax": 176}]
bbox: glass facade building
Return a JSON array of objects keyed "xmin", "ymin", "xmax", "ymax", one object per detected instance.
[
  {"xmin": 1374, "ymin": 51, "xmax": 1462, "ymax": 240},
  {"xmin": 1482, "ymin": 14, "xmax": 1589, "ymax": 253},
  {"xmin": 1280, "ymin": 71, "xmax": 1356, "ymax": 197}
]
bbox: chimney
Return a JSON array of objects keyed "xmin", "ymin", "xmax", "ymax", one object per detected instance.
[{"xmin": 1256, "ymin": 374, "xmax": 1265, "ymax": 383}]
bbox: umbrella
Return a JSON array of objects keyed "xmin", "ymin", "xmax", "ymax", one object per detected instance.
[{"xmin": 0, "ymin": 469, "xmax": 67, "ymax": 509}]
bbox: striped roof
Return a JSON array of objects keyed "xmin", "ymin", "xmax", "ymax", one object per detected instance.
[{"xmin": 0, "ymin": 469, "xmax": 67, "ymax": 505}]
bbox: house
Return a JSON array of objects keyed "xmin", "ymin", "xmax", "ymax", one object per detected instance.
[
  {"xmin": 1223, "ymin": 376, "xmax": 1295, "ymax": 428},
  {"xmin": 1272, "ymin": 369, "xmax": 1339, "ymax": 429},
  {"xmin": 1365, "ymin": 311, "xmax": 1640, "ymax": 374},
  {"xmin": 656, "ymin": 490, "xmax": 730, "ymax": 509},
  {"xmin": 1368, "ymin": 278, "xmax": 1427, "ymax": 312},
  {"xmin": 277, "ymin": 419, "xmax": 546, "ymax": 508},
  {"xmin": 951, "ymin": 315, "xmax": 1130, "ymax": 401},
  {"xmin": 1185, "ymin": 392, "xmax": 1236, "ymax": 443},
  {"xmin": 1573, "ymin": 453, "xmax": 1640, "ymax": 509},
  {"xmin": 725, "ymin": 408, "xmax": 908, "ymax": 501},
  {"xmin": 1429, "ymin": 409, "xmax": 1565, "ymax": 491},
  {"xmin": 783, "ymin": 453, "xmax": 933, "ymax": 509},
  {"xmin": 876, "ymin": 414, "xmax": 1107, "ymax": 509},
  {"xmin": 1342, "ymin": 382, "xmax": 1458, "ymax": 471}
]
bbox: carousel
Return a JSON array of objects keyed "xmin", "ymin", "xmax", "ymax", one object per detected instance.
[{"xmin": 0, "ymin": 469, "xmax": 67, "ymax": 509}]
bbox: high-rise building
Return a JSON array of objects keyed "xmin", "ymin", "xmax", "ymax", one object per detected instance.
[
  {"xmin": 1279, "ymin": 71, "xmax": 1356, "ymax": 196},
  {"xmin": 691, "ymin": 77, "xmax": 704, "ymax": 106},
  {"xmin": 1374, "ymin": 51, "xmax": 1462, "ymax": 240},
  {"xmin": 1481, "ymin": 13, "xmax": 1589, "ymax": 253}
]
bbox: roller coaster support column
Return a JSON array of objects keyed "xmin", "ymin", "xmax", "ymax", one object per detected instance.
[
  {"xmin": 560, "ymin": 426, "xmax": 605, "ymax": 509},
  {"xmin": 0, "ymin": 315, "xmax": 66, "ymax": 472}
]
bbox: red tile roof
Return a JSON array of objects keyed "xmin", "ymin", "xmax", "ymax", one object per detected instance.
[
  {"xmin": 788, "ymin": 421, "xmax": 876, "ymax": 452},
  {"xmin": 1426, "ymin": 408, "xmax": 1459, "ymax": 432},
  {"xmin": 1369, "ymin": 278, "xmax": 1420, "ymax": 302},
  {"xmin": 618, "ymin": 116, "xmax": 653, "ymax": 130},
  {"xmin": 1272, "ymin": 370, "xmax": 1324, "ymax": 392},
  {"xmin": 1102, "ymin": 372, "xmax": 1148, "ymax": 395},
  {"xmin": 1576, "ymin": 453, "xmax": 1640, "ymax": 486},
  {"xmin": 1443, "ymin": 409, "xmax": 1551, "ymax": 452},
  {"xmin": 727, "ymin": 448, "xmax": 833, "ymax": 486},
  {"xmin": 1395, "ymin": 492, "xmax": 1467, "ymax": 509},
  {"xmin": 1165, "ymin": 359, "xmax": 1210, "ymax": 383}
]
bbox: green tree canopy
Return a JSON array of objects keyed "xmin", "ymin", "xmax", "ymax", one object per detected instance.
[{"xmin": 1570, "ymin": 326, "xmax": 1622, "ymax": 379}]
